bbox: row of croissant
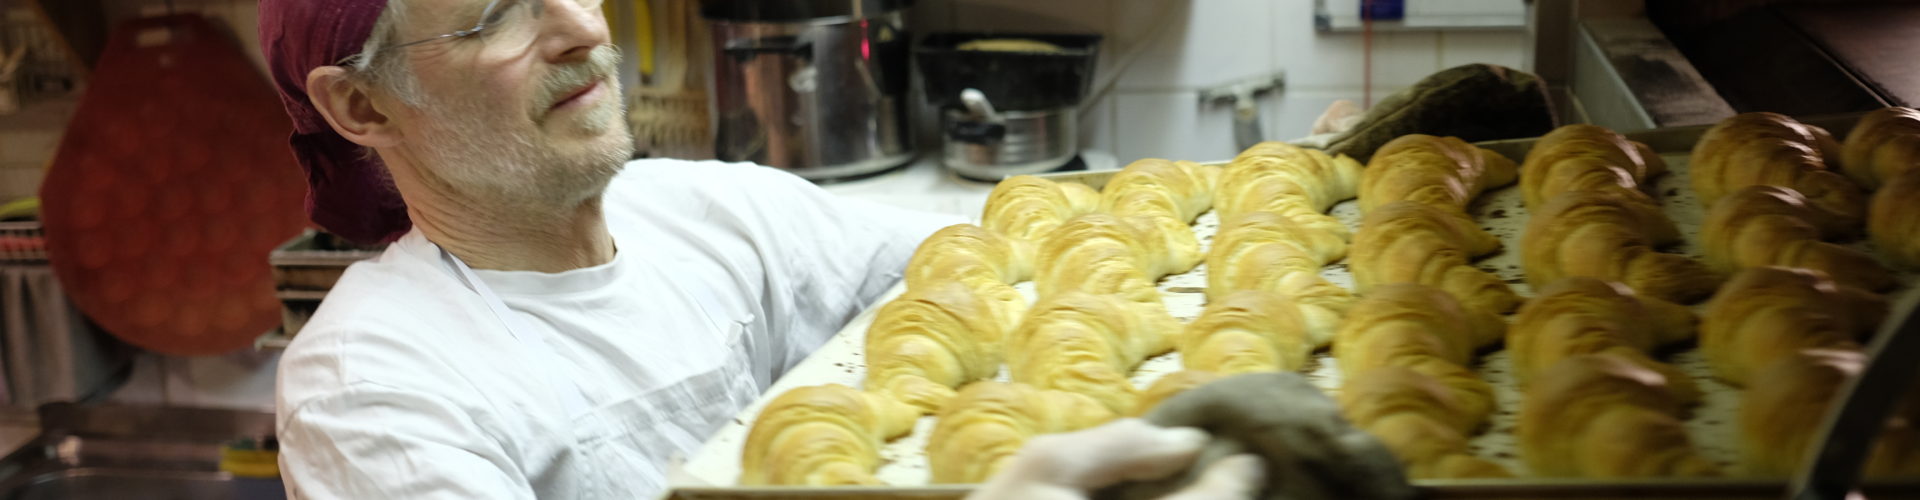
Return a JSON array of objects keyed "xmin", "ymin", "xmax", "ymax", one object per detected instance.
[{"xmin": 736, "ymin": 107, "xmax": 1920, "ymax": 487}]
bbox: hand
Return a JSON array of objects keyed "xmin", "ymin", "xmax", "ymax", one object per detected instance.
[{"xmin": 967, "ymin": 418, "xmax": 1265, "ymax": 500}]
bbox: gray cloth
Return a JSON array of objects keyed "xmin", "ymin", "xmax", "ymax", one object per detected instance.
[
  {"xmin": 0, "ymin": 265, "xmax": 129, "ymax": 407},
  {"xmin": 1098, "ymin": 373, "xmax": 1416, "ymax": 500},
  {"xmin": 1324, "ymin": 64, "xmax": 1558, "ymax": 163}
]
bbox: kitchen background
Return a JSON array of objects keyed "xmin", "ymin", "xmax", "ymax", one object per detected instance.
[{"xmin": 0, "ymin": 0, "xmax": 1531, "ymax": 411}]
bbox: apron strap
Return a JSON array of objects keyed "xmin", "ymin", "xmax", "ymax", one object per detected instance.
[{"xmin": 439, "ymin": 247, "xmax": 593, "ymax": 418}]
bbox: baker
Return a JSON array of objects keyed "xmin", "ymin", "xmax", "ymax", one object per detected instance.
[{"xmin": 256, "ymin": 0, "xmax": 1386, "ymax": 498}]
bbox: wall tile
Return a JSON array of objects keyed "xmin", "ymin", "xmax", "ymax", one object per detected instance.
[
  {"xmin": 1273, "ymin": 0, "xmax": 1440, "ymax": 90},
  {"xmin": 1113, "ymin": 90, "xmax": 1239, "ymax": 162},
  {"xmin": 1079, "ymin": 94, "xmax": 1116, "ymax": 155},
  {"xmin": 1110, "ymin": 0, "xmax": 1276, "ymax": 92},
  {"xmin": 1439, "ymin": 31, "xmax": 1530, "ymax": 71}
]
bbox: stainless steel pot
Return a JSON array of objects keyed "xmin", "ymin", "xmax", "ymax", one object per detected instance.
[
  {"xmin": 941, "ymin": 90, "xmax": 1078, "ymax": 180},
  {"xmin": 703, "ymin": 0, "xmax": 916, "ymax": 181}
]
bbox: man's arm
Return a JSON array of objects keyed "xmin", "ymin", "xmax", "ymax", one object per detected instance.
[
  {"xmin": 740, "ymin": 167, "xmax": 964, "ymax": 367},
  {"xmin": 279, "ymin": 384, "xmax": 535, "ymax": 499}
]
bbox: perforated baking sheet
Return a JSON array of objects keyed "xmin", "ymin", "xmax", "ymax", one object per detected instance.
[{"xmin": 677, "ymin": 147, "xmax": 1915, "ymax": 487}]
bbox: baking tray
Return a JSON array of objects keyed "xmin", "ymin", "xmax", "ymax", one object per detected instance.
[{"xmin": 674, "ymin": 113, "xmax": 1918, "ymax": 496}]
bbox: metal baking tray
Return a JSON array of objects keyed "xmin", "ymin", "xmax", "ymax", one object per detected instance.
[{"xmin": 673, "ymin": 112, "xmax": 1918, "ymax": 497}]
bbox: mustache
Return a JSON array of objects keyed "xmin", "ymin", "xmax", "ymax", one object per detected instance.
[{"xmin": 536, "ymin": 44, "xmax": 622, "ymax": 112}]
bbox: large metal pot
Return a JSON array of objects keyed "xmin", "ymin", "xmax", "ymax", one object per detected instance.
[{"xmin": 702, "ymin": 0, "xmax": 916, "ymax": 181}]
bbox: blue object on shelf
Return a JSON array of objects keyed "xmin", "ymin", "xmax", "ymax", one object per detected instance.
[{"xmin": 1362, "ymin": 0, "xmax": 1406, "ymax": 21}]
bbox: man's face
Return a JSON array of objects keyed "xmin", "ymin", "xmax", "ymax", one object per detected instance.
[{"xmin": 383, "ymin": 0, "xmax": 633, "ymax": 212}]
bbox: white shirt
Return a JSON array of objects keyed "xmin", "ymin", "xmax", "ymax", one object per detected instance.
[{"xmin": 275, "ymin": 159, "xmax": 958, "ymax": 499}]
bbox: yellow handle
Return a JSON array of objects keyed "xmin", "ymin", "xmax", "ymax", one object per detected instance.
[{"xmin": 606, "ymin": 1, "xmax": 656, "ymax": 78}]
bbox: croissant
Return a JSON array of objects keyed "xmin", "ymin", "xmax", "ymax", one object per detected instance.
[
  {"xmin": 865, "ymin": 281, "xmax": 1015, "ymax": 412},
  {"xmin": 1702, "ymin": 185, "xmax": 1894, "ymax": 291},
  {"xmin": 1522, "ymin": 190, "xmax": 1720, "ymax": 303},
  {"xmin": 1699, "ymin": 266, "xmax": 1884, "ymax": 386},
  {"xmin": 926, "ymin": 382, "xmax": 1117, "ymax": 483},
  {"xmin": 1206, "ymin": 212, "xmax": 1356, "ymax": 347},
  {"xmin": 1207, "ymin": 211, "xmax": 1347, "ymax": 292},
  {"xmin": 1102, "ymin": 158, "xmax": 1216, "ymax": 222},
  {"xmin": 1034, "ymin": 214, "xmax": 1200, "ymax": 301},
  {"xmin": 906, "ymin": 224, "xmax": 1031, "ymax": 288},
  {"xmin": 1133, "ymin": 370, "xmax": 1225, "ymax": 416},
  {"xmin": 1214, "ymin": 142, "xmax": 1364, "ymax": 241},
  {"xmin": 740, "ymin": 384, "xmax": 920, "ymax": 486},
  {"xmin": 1332, "ymin": 284, "xmax": 1499, "ymax": 409},
  {"xmin": 1690, "ymin": 112, "xmax": 1864, "ymax": 225},
  {"xmin": 1181, "ymin": 290, "xmax": 1310, "ymax": 374},
  {"xmin": 1006, "ymin": 291, "xmax": 1178, "ymax": 413},
  {"xmin": 1507, "ymin": 277, "xmax": 1698, "ymax": 402},
  {"xmin": 981, "ymin": 175, "xmax": 1101, "ymax": 244},
  {"xmin": 1839, "ymin": 107, "xmax": 1920, "ymax": 189},
  {"xmin": 1519, "ymin": 355, "xmax": 1719, "ymax": 478},
  {"xmin": 903, "ymin": 225, "xmax": 1033, "ymax": 333},
  {"xmin": 1872, "ymin": 169, "xmax": 1920, "ymax": 269},
  {"xmin": 1742, "ymin": 349, "xmax": 1920, "ymax": 477},
  {"xmin": 1360, "ymin": 134, "xmax": 1518, "ymax": 212},
  {"xmin": 1351, "ymin": 200, "xmax": 1520, "ymax": 319},
  {"xmin": 1520, "ymin": 124, "xmax": 1666, "ymax": 208},
  {"xmin": 1337, "ymin": 366, "xmax": 1511, "ymax": 479}
]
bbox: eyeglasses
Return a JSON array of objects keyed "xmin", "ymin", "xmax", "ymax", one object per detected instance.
[{"xmin": 360, "ymin": 0, "xmax": 605, "ymax": 63}]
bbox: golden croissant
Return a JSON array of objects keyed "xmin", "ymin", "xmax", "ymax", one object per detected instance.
[
  {"xmin": 1742, "ymin": 348, "xmax": 1920, "ymax": 477},
  {"xmin": 1690, "ymin": 112, "xmax": 1864, "ymax": 225},
  {"xmin": 740, "ymin": 384, "xmax": 920, "ymax": 486},
  {"xmin": 1207, "ymin": 212, "xmax": 1356, "ymax": 347},
  {"xmin": 1333, "ymin": 283, "xmax": 1500, "ymax": 386},
  {"xmin": 1507, "ymin": 277, "xmax": 1698, "ymax": 402},
  {"xmin": 906, "ymin": 224, "xmax": 1031, "ymax": 289},
  {"xmin": 1207, "ymin": 211, "xmax": 1347, "ymax": 294},
  {"xmin": 865, "ymin": 281, "xmax": 1016, "ymax": 412},
  {"xmin": 1034, "ymin": 214, "xmax": 1200, "ymax": 301},
  {"xmin": 1520, "ymin": 124, "xmax": 1666, "ymax": 208},
  {"xmin": 1872, "ymin": 169, "xmax": 1920, "ymax": 269},
  {"xmin": 1102, "ymin": 158, "xmax": 1218, "ymax": 223},
  {"xmin": 1360, "ymin": 134, "xmax": 1518, "ymax": 212},
  {"xmin": 1337, "ymin": 366, "xmax": 1511, "ymax": 479},
  {"xmin": 1133, "ymin": 370, "xmax": 1224, "ymax": 417},
  {"xmin": 1181, "ymin": 290, "xmax": 1310, "ymax": 374},
  {"xmin": 1006, "ymin": 291, "xmax": 1178, "ymax": 413},
  {"xmin": 1519, "ymin": 355, "xmax": 1719, "ymax": 478},
  {"xmin": 1351, "ymin": 200, "xmax": 1520, "ymax": 319},
  {"xmin": 1522, "ymin": 190, "xmax": 1720, "ymax": 303},
  {"xmin": 1702, "ymin": 185, "xmax": 1894, "ymax": 291},
  {"xmin": 926, "ymin": 382, "xmax": 1117, "ymax": 483},
  {"xmin": 1699, "ymin": 266, "xmax": 1884, "ymax": 386},
  {"xmin": 1214, "ymin": 141, "xmax": 1364, "ymax": 241},
  {"xmin": 1839, "ymin": 106, "xmax": 1920, "ymax": 189},
  {"xmin": 981, "ymin": 175, "xmax": 1101, "ymax": 244}
]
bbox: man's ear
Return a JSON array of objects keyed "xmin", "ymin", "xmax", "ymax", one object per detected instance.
[{"xmin": 306, "ymin": 66, "xmax": 401, "ymax": 148}]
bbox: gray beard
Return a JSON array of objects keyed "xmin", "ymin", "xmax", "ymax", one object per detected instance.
[{"xmin": 407, "ymin": 48, "xmax": 635, "ymax": 218}]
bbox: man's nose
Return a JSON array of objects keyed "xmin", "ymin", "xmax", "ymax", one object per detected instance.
[{"xmin": 535, "ymin": 0, "xmax": 612, "ymax": 63}]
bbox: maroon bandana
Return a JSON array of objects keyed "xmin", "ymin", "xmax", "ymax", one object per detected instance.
[{"xmin": 259, "ymin": 0, "xmax": 410, "ymax": 243}]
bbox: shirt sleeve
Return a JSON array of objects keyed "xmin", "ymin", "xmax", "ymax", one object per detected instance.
[
  {"xmin": 279, "ymin": 384, "xmax": 536, "ymax": 500},
  {"xmin": 740, "ymin": 167, "xmax": 964, "ymax": 372}
]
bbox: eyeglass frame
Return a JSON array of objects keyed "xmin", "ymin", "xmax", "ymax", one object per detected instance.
[{"xmin": 340, "ymin": 0, "xmax": 543, "ymax": 66}]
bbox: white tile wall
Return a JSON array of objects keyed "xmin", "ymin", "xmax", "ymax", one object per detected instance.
[{"xmin": 942, "ymin": 0, "xmax": 1529, "ymax": 161}]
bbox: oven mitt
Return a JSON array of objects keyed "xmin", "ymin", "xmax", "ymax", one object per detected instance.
[
  {"xmin": 1321, "ymin": 64, "xmax": 1557, "ymax": 163},
  {"xmin": 967, "ymin": 419, "xmax": 1266, "ymax": 500},
  {"xmin": 1095, "ymin": 373, "xmax": 1416, "ymax": 500}
]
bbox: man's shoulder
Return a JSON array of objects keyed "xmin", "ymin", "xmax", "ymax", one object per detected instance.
[
  {"xmin": 607, "ymin": 159, "xmax": 810, "ymax": 203},
  {"xmin": 277, "ymin": 241, "xmax": 492, "ymax": 412}
]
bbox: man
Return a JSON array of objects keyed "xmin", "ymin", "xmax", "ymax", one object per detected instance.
[
  {"xmin": 261, "ymin": 0, "xmax": 959, "ymax": 496},
  {"xmin": 261, "ymin": 0, "xmax": 1275, "ymax": 498}
]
